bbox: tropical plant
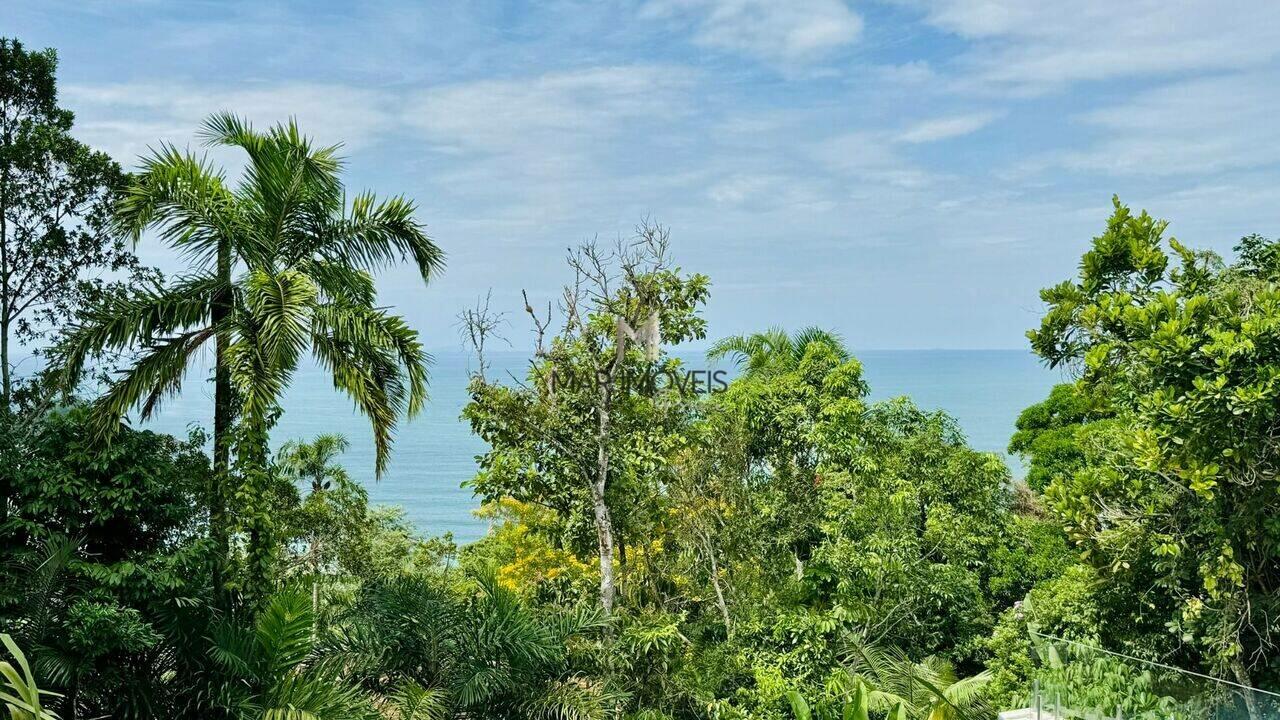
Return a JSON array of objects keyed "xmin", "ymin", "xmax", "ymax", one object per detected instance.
[
  {"xmin": 275, "ymin": 433, "xmax": 358, "ymax": 616},
  {"xmin": 464, "ymin": 223, "xmax": 709, "ymax": 614},
  {"xmin": 708, "ymin": 326, "xmax": 848, "ymax": 378},
  {"xmin": 1, "ymin": 634, "xmax": 60, "ymax": 720},
  {"xmin": 207, "ymin": 589, "xmax": 375, "ymax": 720},
  {"xmin": 823, "ymin": 642, "xmax": 992, "ymax": 720},
  {"xmin": 0, "ymin": 398, "xmax": 209, "ymax": 719},
  {"xmin": 278, "ymin": 434, "xmax": 350, "ymax": 494},
  {"xmin": 1029, "ymin": 198, "xmax": 1280, "ymax": 697},
  {"xmin": 54, "ymin": 113, "xmax": 442, "ymax": 583},
  {"xmin": 329, "ymin": 572, "xmax": 624, "ymax": 720}
]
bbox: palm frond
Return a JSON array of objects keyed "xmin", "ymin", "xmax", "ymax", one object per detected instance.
[
  {"xmin": 522, "ymin": 677, "xmax": 621, "ymax": 720},
  {"xmin": 385, "ymin": 681, "xmax": 449, "ymax": 720},
  {"xmin": 792, "ymin": 326, "xmax": 850, "ymax": 362},
  {"xmin": 327, "ymin": 192, "xmax": 442, "ymax": 281},
  {"xmin": 245, "ymin": 267, "xmax": 317, "ymax": 371},
  {"xmin": 310, "ymin": 303, "xmax": 429, "ymax": 475},
  {"xmin": 255, "ymin": 590, "xmax": 316, "ymax": 680},
  {"xmin": 299, "ymin": 259, "xmax": 377, "ymax": 306},
  {"xmin": 114, "ymin": 143, "xmax": 242, "ymax": 263},
  {"xmin": 55, "ymin": 272, "xmax": 219, "ymax": 387},
  {"xmin": 88, "ymin": 326, "xmax": 215, "ymax": 441}
]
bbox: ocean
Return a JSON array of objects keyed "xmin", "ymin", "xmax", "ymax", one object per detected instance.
[{"xmin": 141, "ymin": 349, "xmax": 1064, "ymax": 544}]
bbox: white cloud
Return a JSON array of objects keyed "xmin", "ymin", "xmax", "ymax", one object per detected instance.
[
  {"xmin": 805, "ymin": 131, "xmax": 942, "ymax": 190},
  {"xmin": 914, "ymin": 0, "xmax": 1280, "ymax": 93},
  {"xmin": 897, "ymin": 111, "xmax": 1000, "ymax": 143},
  {"xmin": 641, "ymin": 0, "xmax": 862, "ymax": 64},
  {"xmin": 404, "ymin": 66, "xmax": 692, "ymax": 155},
  {"xmin": 706, "ymin": 172, "xmax": 835, "ymax": 210},
  {"xmin": 1054, "ymin": 72, "xmax": 1280, "ymax": 176},
  {"xmin": 64, "ymin": 82, "xmax": 398, "ymax": 163}
]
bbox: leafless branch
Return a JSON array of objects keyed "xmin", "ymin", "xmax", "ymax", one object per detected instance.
[{"xmin": 457, "ymin": 289, "xmax": 508, "ymax": 382}]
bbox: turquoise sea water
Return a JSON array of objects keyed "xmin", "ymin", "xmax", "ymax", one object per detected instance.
[{"xmin": 141, "ymin": 349, "xmax": 1063, "ymax": 544}]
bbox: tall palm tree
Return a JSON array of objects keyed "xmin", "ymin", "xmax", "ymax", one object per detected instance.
[
  {"xmin": 55, "ymin": 114, "xmax": 443, "ymax": 581},
  {"xmin": 708, "ymin": 326, "xmax": 849, "ymax": 377}
]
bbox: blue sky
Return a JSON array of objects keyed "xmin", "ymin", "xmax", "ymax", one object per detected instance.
[{"xmin": 9, "ymin": 0, "xmax": 1280, "ymax": 350}]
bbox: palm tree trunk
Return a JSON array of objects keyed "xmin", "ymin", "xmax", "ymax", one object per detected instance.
[
  {"xmin": 1, "ymin": 314, "xmax": 10, "ymax": 412},
  {"xmin": 1, "ymin": 121, "xmax": 11, "ymax": 413},
  {"xmin": 311, "ymin": 525, "xmax": 322, "ymax": 639},
  {"xmin": 211, "ymin": 237, "xmax": 232, "ymax": 592}
]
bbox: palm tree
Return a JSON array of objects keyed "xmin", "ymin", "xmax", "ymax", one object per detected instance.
[
  {"xmin": 833, "ymin": 643, "xmax": 993, "ymax": 720},
  {"xmin": 708, "ymin": 326, "xmax": 849, "ymax": 377},
  {"xmin": 277, "ymin": 433, "xmax": 350, "ymax": 494},
  {"xmin": 55, "ymin": 114, "xmax": 442, "ymax": 581},
  {"xmin": 328, "ymin": 574, "xmax": 623, "ymax": 719},
  {"xmin": 207, "ymin": 590, "xmax": 376, "ymax": 720},
  {"xmin": 276, "ymin": 433, "xmax": 352, "ymax": 617}
]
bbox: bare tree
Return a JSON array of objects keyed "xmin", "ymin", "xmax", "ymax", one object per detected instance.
[{"xmin": 456, "ymin": 289, "xmax": 508, "ymax": 381}]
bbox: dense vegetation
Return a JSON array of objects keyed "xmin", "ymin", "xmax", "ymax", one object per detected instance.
[{"xmin": 3, "ymin": 38, "xmax": 1279, "ymax": 720}]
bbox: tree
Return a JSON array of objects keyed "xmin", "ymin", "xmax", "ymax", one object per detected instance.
[
  {"xmin": 0, "ymin": 395, "xmax": 210, "ymax": 719},
  {"xmin": 54, "ymin": 114, "xmax": 442, "ymax": 587},
  {"xmin": 708, "ymin": 326, "xmax": 849, "ymax": 378},
  {"xmin": 1029, "ymin": 197, "xmax": 1280, "ymax": 701},
  {"xmin": 704, "ymin": 327, "xmax": 854, "ymax": 582},
  {"xmin": 0, "ymin": 38, "xmax": 151, "ymax": 411},
  {"xmin": 275, "ymin": 433, "xmax": 361, "ymax": 615},
  {"xmin": 464, "ymin": 222, "xmax": 709, "ymax": 614},
  {"xmin": 1007, "ymin": 383, "xmax": 1113, "ymax": 492}
]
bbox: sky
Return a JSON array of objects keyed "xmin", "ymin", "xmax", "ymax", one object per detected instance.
[{"xmin": 8, "ymin": 0, "xmax": 1280, "ymax": 350}]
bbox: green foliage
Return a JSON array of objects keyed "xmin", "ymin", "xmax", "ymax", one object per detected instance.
[
  {"xmin": 328, "ymin": 572, "xmax": 624, "ymax": 719},
  {"xmin": 1, "ymin": 634, "xmax": 60, "ymax": 720},
  {"xmin": 1029, "ymin": 197, "xmax": 1280, "ymax": 686},
  {"xmin": 1007, "ymin": 383, "xmax": 1114, "ymax": 492},
  {"xmin": 15, "ymin": 61, "xmax": 1280, "ymax": 720},
  {"xmin": 50, "ymin": 111, "xmax": 442, "ymax": 599},
  {"xmin": 0, "ymin": 400, "xmax": 209, "ymax": 718},
  {"xmin": 785, "ymin": 642, "xmax": 992, "ymax": 720},
  {"xmin": 0, "ymin": 37, "xmax": 155, "ymax": 409},
  {"xmin": 464, "ymin": 226, "xmax": 710, "ymax": 612},
  {"xmin": 57, "ymin": 114, "xmax": 439, "ymax": 474},
  {"xmin": 208, "ymin": 589, "xmax": 376, "ymax": 720}
]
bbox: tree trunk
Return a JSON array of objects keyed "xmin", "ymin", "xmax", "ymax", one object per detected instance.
[
  {"xmin": 0, "ymin": 314, "xmax": 9, "ymax": 411},
  {"xmin": 704, "ymin": 532, "xmax": 732, "ymax": 637},
  {"xmin": 593, "ymin": 377, "xmax": 617, "ymax": 615},
  {"xmin": 1232, "ymin": 658, "xmax": 1261, "ymax": 720},
  {"xmin": 311, "ymin": 520, "xmax": 323, "ymax": 638},
  {"xmin": 210, "ymin": 237, "xmax": 232, "ymax": 593},
  {"xmin": 0, "ymin": 317, "xmax": 7, "ymax": 538},
  {"xmin": 1, "ymin": 122, "xmax": 10, "ymax": 412}
]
